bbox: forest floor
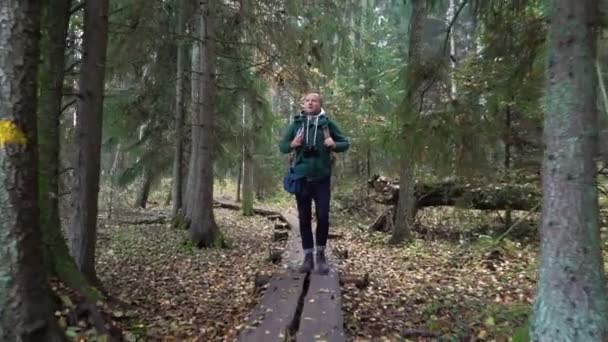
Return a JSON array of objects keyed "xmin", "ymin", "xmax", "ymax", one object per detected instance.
[{"xmin": 54, "ymin": 188, "xmax": 608, "ymax": 341}]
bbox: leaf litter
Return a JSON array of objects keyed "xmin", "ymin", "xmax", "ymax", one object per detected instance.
[
  {"xmin": 48, "ymin": 200, "xmax": 607, "ymax": 341},
  {"xmin": 96, "ymin": 208, "xmax": 282, "ymax": 341}
]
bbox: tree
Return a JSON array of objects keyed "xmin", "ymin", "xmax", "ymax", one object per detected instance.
[
  {"xmin": 241, "ymin": 98, "xmax": 255, "ymax": 216},
  {"xmin": 69, "ymin": 0, "xmax": 110, "ymax": 282},
  {"xmin": 136, "ymin": 167, "xmax": 154, "ymax": 209},
  {"xmin": 172, "ymin": 0, "xmax": 188, "ymax": 218},
  {"xmin": 0, "ymin": 0, "xmax": 64, "ymax": 340},
  {"xmin": 531, "ymin": 0, "xmax": 608, "ymax": 340},
  {"xmin": 391, "ymin": 0, "xmax": 426, "ymax": 244},
  {"xmin": 184, "ymin": 0, "xmax": 221, "ymax": 247},
  {"xmin": 102, "ymin": 0, "xmax": 178, "ymax": 211},
  {"xmin": 38, "ymin": 0, "xmax": 99, "ymax": 300}
]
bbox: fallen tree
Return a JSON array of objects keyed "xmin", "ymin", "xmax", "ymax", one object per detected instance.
[
  {"xmin": 212, "ymin": 199, "xmax": 282, "ymax": 217},
  {"xmin": 367, "ymin": 175, "xmax": 541, "ymax": 233},
  {"xmin": 368, "ymin": 175, "xmax": 541, "ymax": 211}
]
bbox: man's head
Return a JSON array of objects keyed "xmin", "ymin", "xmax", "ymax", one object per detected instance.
[{"xmin": 302, "ymin": 92, "xmax": 322, "ymax": 115}]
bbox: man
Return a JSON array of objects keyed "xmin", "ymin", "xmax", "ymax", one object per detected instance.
[{"xmin": 279, "ymin": 92, "xmax": 350, "ymax": 274}]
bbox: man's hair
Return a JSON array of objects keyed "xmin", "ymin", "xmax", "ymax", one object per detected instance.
[{"xmin": 301, "ymin": 91, "xmax": 323, "ymax": 106}]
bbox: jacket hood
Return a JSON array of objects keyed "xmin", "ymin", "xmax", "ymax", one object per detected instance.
[{"xmin": 293, "ymin": 108, "xmax": 329, "ymax": 126}]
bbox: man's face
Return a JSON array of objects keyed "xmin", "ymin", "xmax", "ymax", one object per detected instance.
[{"xmin": 303, "ymin": 93, "xmax": 322, "ymax": 114}]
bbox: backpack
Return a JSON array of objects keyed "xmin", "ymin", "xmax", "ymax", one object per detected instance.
[{"xmin": 286, "ymin": 126, "xmax": 335, "ymax": 166}]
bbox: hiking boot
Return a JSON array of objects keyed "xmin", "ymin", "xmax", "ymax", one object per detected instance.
[
  {"xmin": 316, "ymin": 251, "xmax": 330, "ymax": 275},
  {"xmin": 298, "ymin": 253, "xmax": 314, "ymax": 273}
]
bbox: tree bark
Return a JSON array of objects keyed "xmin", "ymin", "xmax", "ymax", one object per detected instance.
[
  {"xmin": 39, "ymin": 0, "xmax": 70, "ymax": 270},
  {"xmin": 0, "ymin": 1, "xmax": 64, "ymax": 340},
  {"xmin": 185, "ymin": 0, "xmax": 221, "ymax": 247},
  {"xmin": 172, "ymin": 0, "xmax": 187, "ymax": 218},
  {"xmin": 38, "ymin": 0, "xmax": 99, "ymax": 301},
  {"xmin": 69, "ymin": 0, "xmax": 109, "ymax": 283},
  {"xmin": 504, "ymin": 104, "xmax": 513, "ymax": 227},
  {"xmin": 236, "ymin": 155, "xmax": 242, "ymax": 202},
  {"xmin": 237, "ymin": 96, "xmax": 244, "ymax": 203},
  {"xmin": 391, "ymin": 0, "xmax": 426, "ymax": 244},
  {"xmin": 183, "ymin": 16, "xmax": 201, "ymax": 218},
  {"xmin": 107, "ymin": 143, "xmax": 122, "ymax": 220},
  {"xmin": 446, "ymin": 0, "xmax": 458, "ymax": 98},
  {"xmin": 242, "ymin": 99, "xmax": 254, "ymax": 216},
  {"xmin": 531, "ymin": 1, "xmax": 608, "ymax": 340},
  {"xmin": 136, "ymin": 168, "xmax": 153, "ymax": 209}
]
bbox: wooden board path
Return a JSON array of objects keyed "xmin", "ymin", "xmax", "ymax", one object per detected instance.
[
  {"xmin": 238, "ymin": 273, "xmax": 305, "ymax": 341},
  {"xmin": 238, "ymin": 212, "xmax": 345, "ymax": 342},
  {"xmin": 297, "ymin": 269, "xmax": 344, "ymax": 341}
]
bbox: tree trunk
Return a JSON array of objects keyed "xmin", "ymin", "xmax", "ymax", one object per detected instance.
[
  {"xmin": 69, "ymin": 0, "xmax": 109, "ymax": 283},
  {"xmin": 391, "ymin": 0, "xmax": 426, "ymax": 244},
  {"xmin": 237, "ymin": 95, "xmax": 245, "ymax": 203},
  {"xmin": 366, "ymin": 147, "xmax": 371, "ymax": 183},
  {"xmin": 242, "ymin": 99, "xmax": 254, "ymax": 216},
  {"xmin": 39, "ymin": 0, "xmax": 70, "ymax": 270},
  {"xmin": 0, "ymin": 1, "xmax": 64, "ymax": 340},
  {"xmin": 185, "ymin": 0, "xmax": 221, "ymax": 247},
  {"xmin": 531, "ymin": 1, "xmax": 608, "ymax": 340},
  {"xmin": 107, "ymin": 143, "xmax": 122, "ymax": 220},
  {"xmin": 136, "ymin": 168, "xmax": 153, "ymax": 209},
  {"xmin": 38, "ymin": 0, "xmax": 99, "ymax": 301},
  {"xmin": 172, "ymin": 0, "xmax": 187, "ymax": 218},
  {"xmin": 236, "ymin": 154, "xmax": 242, "ymax": 202},
  {"xmin": 504, "ymin": 104, "xmax": 512, "ymax": 228},
  {"xmin": 242, "ymin": 141, "xmax": 254, "ymax": 215},
  {"xmin": 183, "ymin": 17, "xmax": 201, "ymax": 217},
  {"xmin": 446, "ymin": 0, "xmax": 458, "ymax": 98}
]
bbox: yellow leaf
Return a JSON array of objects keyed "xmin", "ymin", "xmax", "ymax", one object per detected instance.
[{"xmin": 0, "ymin": 120, "xmax": 27, "ymax": 146}]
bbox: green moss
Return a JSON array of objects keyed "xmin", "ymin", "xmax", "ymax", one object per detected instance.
[
  {"xmin": 213, "ymin": 231, "xmax": 233, "ymax": 249},
  {"xmin": 172, "ymin": 213, "xmax": 190, "ymax": 230},
  {"xmin": 53, "ymin": 253, "xmax": 101, "ymax": 301}
]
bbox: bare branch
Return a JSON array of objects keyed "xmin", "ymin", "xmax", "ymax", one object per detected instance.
[
  {"xmin": 61, "ymin": 99, "xmax": 77, "ymax": 113},
  {"xmin": 442, "ymin": 0, "xmax": 469, "ymax": 55},
  {"xmin": 70, "ymin": 2, "xmax": 84, "ymax": 15}
]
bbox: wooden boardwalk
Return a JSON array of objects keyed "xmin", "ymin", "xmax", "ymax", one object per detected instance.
[{"xmin": 238, "ymin": 213, "xmax": 345, "ymax": 342}]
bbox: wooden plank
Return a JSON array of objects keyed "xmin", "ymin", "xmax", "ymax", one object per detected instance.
[
  {"xmin": 283, "ymin": 212, "xmax": 345, "ymax": 341},
  {"xmin": 239, "ymin": 212, "xmax": 306, "ymax": 341},
  {"xmin": 296, "ymin": 269, "xmax": 345, "ymax": 342},
  {"xmin": 240, "ymin": 211, "xmax": 345, "ymax": 342},
  {"xmin": 282, "ymin": 213, "xmax": 304, "ymax": 270},
  {"xmin": 239, "ymin": 273, "xmax": 305, "ymax": 342}
]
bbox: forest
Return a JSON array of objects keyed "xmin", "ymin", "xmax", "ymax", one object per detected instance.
[{"xmin": 1, "ymin": 0, "xmax": 607, "ymax": 341}]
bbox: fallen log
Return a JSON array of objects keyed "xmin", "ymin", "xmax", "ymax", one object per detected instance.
[
  {"xmin": 213, "ymin": 199, "xmax": 282, "ymax": 217},
  {"xmin": 368, "ymin": 174, "xmax": 540, "ymax": 211},
  {"xmin": 401, "ymin": 329, "xmax": 440, "ymax": 339},
  {"xmin": 339, "ymin": 273, "xmax": 369, "ymax": 289},
  {"xmin": 273, "ymin": 231, "xmax": 289, "ymax": 242},
  {"xmin": 119, "ymin": 215, "xmax": 167, "ymax": 225},
  {"xmin": 267, "ymin": 214, "xmax": 283, "ymax": 221},
  {"xmin": 253, "ymin": 273, "xmax": 272, "ymax": 293},
  {"xmin": 327, "ymin": 233, "xmax": 343, "ymax": 240},
  {"xmin": 268, "ymin": 247, "xmax": 283, "ymax": 264},
  {"xmin": 274, "ymin": 221, "xmax": 289, "ymax": 230}
]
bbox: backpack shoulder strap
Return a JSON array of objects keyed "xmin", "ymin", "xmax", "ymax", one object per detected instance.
[
  {"xmin": 322, "ymin": 125, "xmax": 336, "ymax": 165},
  {"xmin": 323, "ymin": 126, "xmax": 331, "ymax": 139}
]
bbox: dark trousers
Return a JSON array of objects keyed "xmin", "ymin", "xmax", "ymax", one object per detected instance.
[{"xmin": 296, "ymin": 176, "xmax": 331, "ymax": 251}]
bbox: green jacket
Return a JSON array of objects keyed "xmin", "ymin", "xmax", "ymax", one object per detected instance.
[{"xmin": 279, "ymin": 111, "xmax": 350, "ymax": 180}]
